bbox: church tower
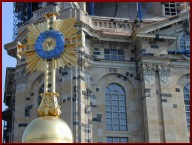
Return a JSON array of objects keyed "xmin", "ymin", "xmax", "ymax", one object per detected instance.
[{"xmin": 3, "ymin": 2, "xmax": 190, "ymax": 143}]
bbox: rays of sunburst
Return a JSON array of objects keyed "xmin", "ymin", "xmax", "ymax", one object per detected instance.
[
  {"xmin": 25, "ymin": 52, "xmax": 44, "ymax": 73},
  {"xmin": 38, "ymin": 59, "xmax": 45, "ymax": 72},
  {"xmin": 62, "ymin": 53, "xmax": 78, "ymax": 66},
  {"xmin": 37, "ymin": 21, "xmax": 48, "ymax": 33},
  {"xmin": 53, "ymin": 19, "xmax": 64, "ymax": 31},
  {"xmin": 28, "ymin": 25, "xmax": 40, "ymax": 37},
  {"xmin": 53, "ymin": 17, "xmax": 78, "ymax": 38},
  {"xmin": 60, "ymin": 55, "xmax": 74, "ymax": 67},
  {"xmin": 63, "ymin": 27, "xmax": 78, "ymax": 38},
  {"xmin": 24, "ymin": 17, "xmax": 80, "ymax": 72},
  {"xmin": 23, "ymin": 43, "xmax": 79, "ymax": 72},
  {"xmin": 65, "ymin": 45, "xmax": 77, "ymax": 51},
  {"xmin": 34, "ymin": 58, "xmax": 44, "ymax": 72},
  {"xmin": 59, "ymin": 17, "xmax": 76, "ymax": 32},
  {"xmin": 64, "ymin": 46, "xmax": 78, "ymax": 59},
  {"xmin": 27, "ymin": 32, "xmax": 38, "ymax": 44},
  {"xmin": 54, "ymin": 58, "xmax": 62, "ymax": 69},
  {"xmin": 27, "ymin": 22, "xmax": 48, "ymax": 44},
  {"xmin": 53, "ymin": 53, "xmax": 78, "ymax": 69},
  {"xmin": 26, "ymin": 56, "xmax": 40, "ymax": 73}
]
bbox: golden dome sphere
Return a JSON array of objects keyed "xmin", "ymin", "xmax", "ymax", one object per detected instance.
[{"xmin": 22, "ymin": 116, "xmax": 73, "ymax": 143}]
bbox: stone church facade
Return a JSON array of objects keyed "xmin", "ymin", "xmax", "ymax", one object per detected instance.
[{"xmin": 3, "ymin": 2, "xmax": 190, "ymax": 143}]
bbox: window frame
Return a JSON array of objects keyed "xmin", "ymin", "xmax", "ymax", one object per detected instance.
[
  {"xmin": 107, "ymin": 137, "xmax": 128, "ymax": 143},
  {"xmin": 163, "ymin": 2, "xmax": 180, "ymax": 16},
  {"xmin": 105, "ymin": 83, "xmax": 128, "ymax": 131},
  {"xmin": 104, "ymin": 49, "xmax": 124, "ymax": 61}
]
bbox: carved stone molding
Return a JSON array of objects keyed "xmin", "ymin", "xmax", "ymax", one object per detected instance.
[
  {"xmin": 157, "ymin": 64, "xmax": 172, "ymax": 75},
  {"xmin": 141, "ymin": 62, "xmax": 156, "ymax": 84},
  {"xmin": 157, "ymin": 64, "xmax": 172, "ymax": 84},
  {"xmin": 140, "ymin": 62, "xmax": 172, "ymax": 85}
]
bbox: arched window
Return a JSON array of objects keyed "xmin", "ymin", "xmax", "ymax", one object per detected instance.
[
  {"xmin": 105, "ymin": 83, "xmax": 127, "ymax": 131},
  {"xmin": 184, "ymin": 83, "xmax": 190, "ymax": 131},
  {"xmin": 38, "ymin": 84, "xmax": 44, "ymax": 106}
]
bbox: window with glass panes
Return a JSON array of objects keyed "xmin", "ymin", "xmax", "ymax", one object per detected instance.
[
  {"xmin": 104, "ymin": 49, "xmax": 124, "ymax": 60},
  {"xmin": 164, "ymin": 2, "xmax": 180, "ymax": 15},
  {"xmin": 105, "ymin": 83, "xmax": 127, "ymax": 131},
  {"xmin": 107, "ymin": 137, "xmax": 128, "ymax": 143},
  {"xmin": 180, "ymin": 33, "xmax": 190, "ymax": 57},
  {"xmin": 184, "ymin": 83, "xmax": 190, "ymax": 131}
]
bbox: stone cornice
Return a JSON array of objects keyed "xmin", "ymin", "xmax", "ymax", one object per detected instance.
[
  {"xmin": 4, "ymin": 41, "xmax": 18, "ymax": 58},
  {"xmin": 135, "ymin": 11, "xmax": 188, "ymax": 34},
  {"xmin": 171, "ymin": 61, "xmax": 190, "ymax": 69},
  {"xmin": 133, "ymin": 33, "xmax": 177, "ymax": 41},
  {"xmin": 92, "ymin": 60, "xmax": 136, "ymax": 69},
  {"xmin": 82, "ymin": 11, "xmax": 187, "ymax": 42},
  {"xmin": 4, "ymin": 41, "xmax": 17, "ymax": 50},
  {"xmin": 79, "ymin": 22, "xmax": 131, "ymax": 42},
  {"xmin": 132, "ymin": 11, "xmax": 189, "ymax": 40}
]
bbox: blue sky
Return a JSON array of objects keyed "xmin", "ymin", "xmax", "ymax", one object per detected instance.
[
  {"xmin": 2, "ymin": 2, "xmax": 16, "ymax": 138},
  {"xmin": 2, "ymin": 2, "xmax": 16, "ymax": 111}
]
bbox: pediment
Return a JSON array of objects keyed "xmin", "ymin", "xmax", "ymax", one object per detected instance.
[{"xmin": 132, "ymin": 11, "xmax": 189, "ymax": 40}]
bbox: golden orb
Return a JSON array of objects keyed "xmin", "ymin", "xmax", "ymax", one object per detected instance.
[{"xmin": 22, "ymin": 116, "xmax": 73, "ymax": 143}]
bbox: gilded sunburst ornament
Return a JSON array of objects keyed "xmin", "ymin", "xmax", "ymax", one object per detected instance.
[{"xmin": 17, "ymin": 13, "xmax": 81, "ymax": 73}]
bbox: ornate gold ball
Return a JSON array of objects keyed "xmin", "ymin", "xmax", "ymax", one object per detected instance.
[{"xmin": 22, "ymin": 116, "xmax": 73, "ymax": 143}]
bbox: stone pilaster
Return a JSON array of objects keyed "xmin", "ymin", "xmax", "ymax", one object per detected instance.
[
  {"xmin": 157, "ymin": 64, "xmax": 177, "ymax": 142},
  {"xmin": 13, "ymin": 67, "xmax": 28, "ymax": 142},
  {"xmin": 140, "ymin": 62, "xmax": 161, "ymax": 142}
]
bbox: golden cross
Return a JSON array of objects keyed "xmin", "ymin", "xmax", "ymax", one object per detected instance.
[{"xmin": 17, "ymin": 12, "xmax": 82, "ymax": 117}]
